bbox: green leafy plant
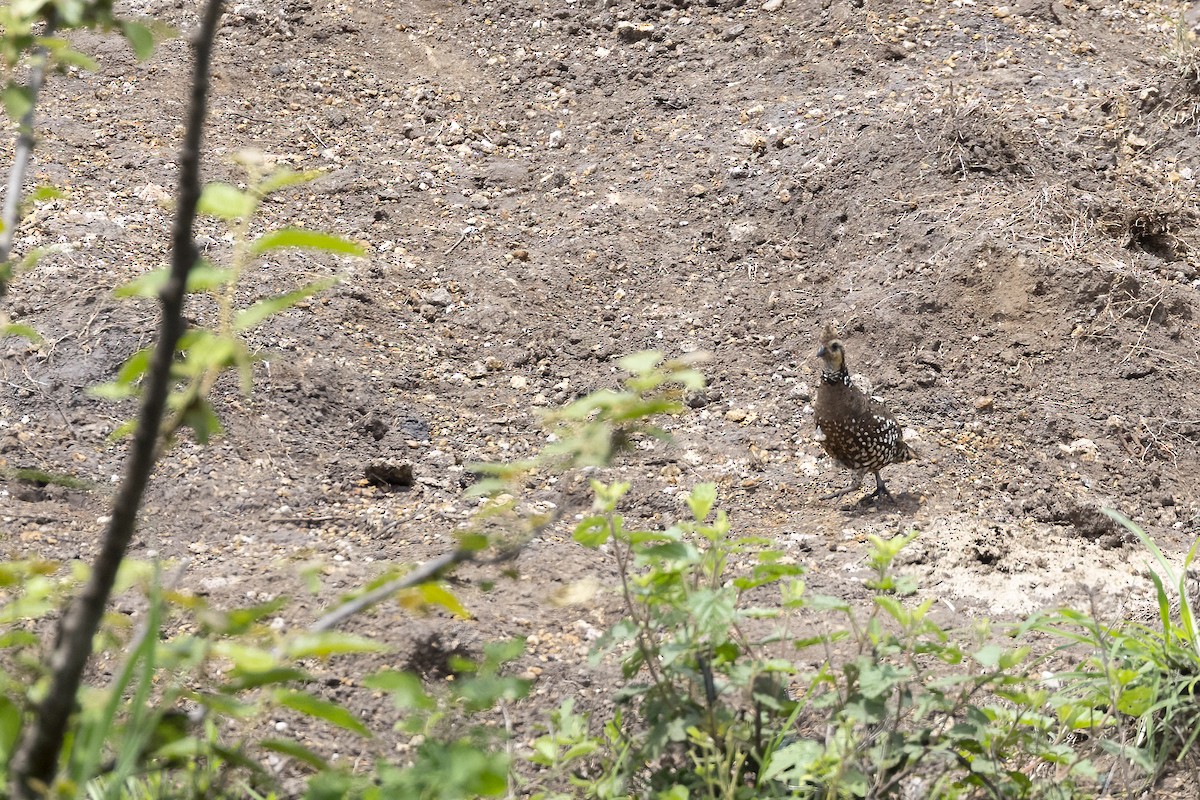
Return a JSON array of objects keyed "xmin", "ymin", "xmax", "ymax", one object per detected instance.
[
  {"xmin": 557, "ymin": 511, "xmax": 1113, "ymax": 799},
  {"xmin": 1029, "ymin": 509, "xmax": 1200, "ymax": 793},
  {"xmin": 0, "ymin": 351, "xmax": 715, "ymax": 799},
  {"xmin": 92, "ymin": 151, "xmax": 365, "ymax": 442},
  {"xmin": 569, "ymin": 481, "xmax": 805, "ymax": 799},
  {"xmin": 767, "ymin": 533, "xmax": 1100, "ymax": 800},
  {"xmin": 303, "ymin": 639, "xmax": 531, "ymax": 800}
]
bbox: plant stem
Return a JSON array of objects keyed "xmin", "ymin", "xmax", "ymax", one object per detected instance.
[
  {"xmin": 8, "ymin": 2, "xmax": 224, "ymax": 795},
  {"xmin": 0, "ymin": 14, "xmax": 56, "ymax": 277},
  {"xmin": 613, "ymin": 530, "xmax": 664, "ymax": 688}
]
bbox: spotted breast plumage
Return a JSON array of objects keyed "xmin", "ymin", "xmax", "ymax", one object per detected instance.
[{"xmin": 813, "ymin": 330, "xmax": 914, "ymax": 501}]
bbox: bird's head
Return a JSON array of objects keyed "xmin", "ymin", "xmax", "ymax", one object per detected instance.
[{"xmin": 816, "ymin": 339, "xmax": 846, "ymax": 371}]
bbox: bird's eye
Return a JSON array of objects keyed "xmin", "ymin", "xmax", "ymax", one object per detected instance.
[{"xmin": 830, "ymin": 343, "xmax": 841, "ymax": 351}]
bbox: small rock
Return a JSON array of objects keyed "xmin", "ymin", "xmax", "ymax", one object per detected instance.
[
  {"xmin": 511, "ymin": 375, "xmax": 528, "ymax": 389},
  {"xmin": 360, "ymin": 416, "xmax": 389, "ymax": 441},
  {"xmin": 728, "ymin": 221, "xmax": 760, "ymax": 243},
  {"xmin": 688, "ymin": 183, "xmax": 708, "ymax": 197},
  {"xmin": 425, "ymin": 287, "xmax": 454, "ymax": 307},
  {"xmin": 199, "ymin": 576, "xmax": 233, "ymax": 593},
  {"xmin": 722, "ymin": 24, "xmax": 746, "ymax": 41},
  {"xmin": 725, "ymin": 408, "xmax": 749, "ymax": 422},
  {"xmin": 466, "ymin": 361, "xmax": 488, "ymax": 379},
  {"xmin": 485, "ymin": 356, "xmax": 504, "ymax": 371},
  {"xmin": 762, "ymin": 0, "xmax": 783, "ymax": 9},
  {"xmin": 468, "ymin": 193, "xmax": 490, "ymax": 210},
  {"xmin": 974, "ymin": 396, "xmax": 994, "ymax": 412},
  {"xmin": 135, "ymin": 183, "xmax": 171, "ymax": 204},
  {"xmin": 1058, "ymin": 438, "xmax": 1097, "ymax": 460},
  {"xmin": 615, "ymin": 20, "xmax": 654, "ymax": 41}
]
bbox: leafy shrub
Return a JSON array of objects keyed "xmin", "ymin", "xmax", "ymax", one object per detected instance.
[
  {"xmin": 1030, "ymin": 510, "xmax": 1200, "ymax": 793},
  {"xmin": 91, "ymin": 152, "xmax": 365, "ymax": 442}
]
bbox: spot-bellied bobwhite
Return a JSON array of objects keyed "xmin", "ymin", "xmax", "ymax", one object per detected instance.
[{"xmin": 814, "ymin": 328, "xmax": 914, "ymax": 501}]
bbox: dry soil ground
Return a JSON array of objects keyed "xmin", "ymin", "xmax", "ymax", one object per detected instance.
[{"xmin": 4, "ymin": 0, "xmax": 1200, "ymax": 793}]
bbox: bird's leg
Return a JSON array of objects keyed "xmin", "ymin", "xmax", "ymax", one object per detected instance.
[
  {"xmin": 865, "ymin": 471, "xmax": 895, "ymax": 502},
  {"xmin": 821, "ymin": 470, "xmax": 865, "ymax": 500}
]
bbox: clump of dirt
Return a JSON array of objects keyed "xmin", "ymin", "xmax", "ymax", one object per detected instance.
[{"xmin": 3, "ymin": 0, "xmax": 1200, "ymax": 787}]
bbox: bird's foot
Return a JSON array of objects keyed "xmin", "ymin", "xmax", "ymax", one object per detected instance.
[
  {"xmin": 862, "ymin": 474, "xmax": 896, "ymax": 503},
  {"xmin": 821, "ymin": 474, "xmax": 865, "ymax": 501}
]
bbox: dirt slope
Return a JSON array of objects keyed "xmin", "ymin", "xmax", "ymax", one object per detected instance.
[{"xmin": 3, "ymin": 0, "xmax": 1200, "ymax": 788}]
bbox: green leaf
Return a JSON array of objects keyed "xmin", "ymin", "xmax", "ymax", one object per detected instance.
[
  {"xmin": 457, "ymin": 532, "xmax": 489, "ymax": 551},
  {"xmin": 305, "ymin": 769, "xmax": 353, "ymax": 800},
  {"xmin": 0, "ymin": 696, "xmax": 22, "ymax": 764},
  {"xmin": 686, "ymin": 482, "xmax": 716, "ymax": 521},
  {"xmin": 189, "ymin": 691, "xmax": 258, "ymax": 719},
  {"xmin": 107, "ymin": 419, "xmax": 137, "ymax": 439},
  {"xmin": 1116, "ymin": 684, "xmax": 1154, "ymax": 717},
  {"xmin": 257, "ymin": 168, "xmax": 324, "ymax": 195},
  {"xmin": 762, "ymin": 738, "xmax": 824, "ymax": 782},
  {"xmin": 116, "ymin": 262, "xmax": 234, "ymax": 298},
  {"xmin": 688, "ymin": 588, "xmax": 736, "ymax": 635},
  {"xmin": 856, "ymin": 662, "xmax": 910, "ymax": 700},
  {"xmin": 454, "ymin": 673, "xmax": 532, "ymax": 711},
  {"xmin": 973, "ymin": 644, "xmax": 1004, "ymax": 669},
  {"xmin": 261, "ymin": 737, "xmax": 330, "ymax": 770},
  {"xmin": 119, "ymin": 20, "xmax": 155, "ymax": 59},
  {"xmin": 89, "ymin": 381, "xmax": 137, "ymax": 400},
  {"xmin": 250, "ymin": 228, "xmax": 366, "ymax": 257},
  {"xmin": 38, "ymin": 37, "xmax": 99, "ymax": 71},
  {"xmin": 48, "ymin": 1, "xmax": 84, "ymax": 25},
  {"xmin": 573, "ymin": 516, "xmax": 611, "ymax": 548},
  {"xmin": 198, "ymin": 182, "xmax": 256, "ymax": 219},
  {"xmin": 29, "ymin": 185, "xmax": 63, "ymax": 202},
  {"xmin": 234, "ymin": 278, "xmax": 337, "ymax": 332},
  {"xmin": 285, "ymin": 632, "xmax": 390, "ymax": 660},
  {"xmin": 178, "ymin": 396, "xmax": 223, "ymax": 443},
  {"xmin": 1, "ymin": 323, "xmax": 41, "ymax": 342},
  {"xmin": 148, "ymin": 735, "xmax": 206, "ymax": 762},
  {"xmin": 482, "ymin": 637, "xmax": 526, "ymax": 668},
  {"xmin": 213, "ymin": 642, "xmax": 276, "ymax": 673},
  {"xmin": 224, "ymin": 667, "xmax": 309, "ymax": 692},
  {"xmin": 397, "ymin": 582, "xmax": 471, "ymax": 619},
  {"xmin": 2, "ymin": 85, "xmax": 32, "ymax": 122},
  {"xmin": 363, "ymin": 669, "xmax": 436, "ymax": 711},
  {"xmin": 618, "ymin": 350, "xmax": 663, "ymax": 375},
  {"xmin": 116, "ymin": 347, "xmax": 152, "ymax": 384},
  {"xmin": 273, "ymin": 689, "xmax": 371, "ymax": 737}
]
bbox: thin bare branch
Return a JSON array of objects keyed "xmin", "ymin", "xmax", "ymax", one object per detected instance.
[
  {"xmin": 0, "ymin": 15, "xmax": 56, "ymax": 280},
  {"xmin": 8, "ymin": 2, "xmax": 225, "ymax": 795},
  {"xmin": 308, "ymin": 548, "xmax": 477, "ymax": 634}
]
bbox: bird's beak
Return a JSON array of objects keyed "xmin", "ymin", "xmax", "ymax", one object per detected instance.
[{"xmin": 816, "ymin": 345, "xmax": 827, "ymax": 358}]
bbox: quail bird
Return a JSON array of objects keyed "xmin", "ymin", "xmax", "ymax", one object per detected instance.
[{"xmin": 814, "ymin": 329, "xmax": 914, "ymax": 501}]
